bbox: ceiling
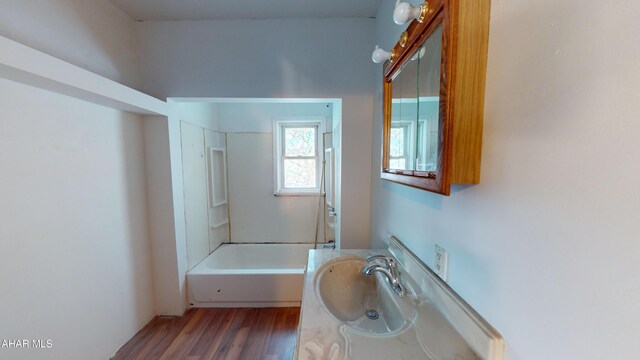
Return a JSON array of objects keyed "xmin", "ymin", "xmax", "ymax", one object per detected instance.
[{"xmin": 109, "ymin": 0, "xmax": 382, "ymax": 21}]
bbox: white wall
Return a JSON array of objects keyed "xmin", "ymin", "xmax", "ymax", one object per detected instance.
[
  {"xmin": 0, "ymin": 0, "xmax": 141, "ymax": 89},
  {"xmin": 0, "ymin": 2, "xmax": 161, "ymax": 355},
  {"xmin": 371, "ymin": 1, "xmax": 640, "ymax": 359},
  {"xmin": 0, "ymin": 0, "xmax": 193, "ymax": 320},
  {"xmin": 0, "ymin": 79, "xmax": 154, "ymax": 359},
  {"xmin": 173, "ymin": 102, "xmax": 229, "ymax": 269},
  {"xmin": 220, "ymin": 102, "xmax": 330, "ymax": 244},
  {"xmin": 204, "ymin": 129, "xmax": 229, "ymax": 251},
  {"xmin": 175, "ymin": 102, "xmax": 219, "ymax": 130},
  {"xmin": 136, "ymin": 18, "xmax": 375, "ymax": 248},
  {"xmin": 180, "ymin": 122, "xmax": 211, "ymax": 269},
  {"xmin": 178, "ymin": 117, "xmax": 230, "ymax": 268},
  {"xmin": 227, "ymin": 134, "xmax": 324, "ymax": 244},
  {"xmin": 217, "ymin": 102, "xmax": 332, "ymax": 133},
  {"xmin": 142, "ymin": 116, "xmax": 185, "ymax": 316},
  {"xmin": 164, "ymin": 114, "xmax": 191, "ymax": 314},
  {"xmin": 141, "ymin": 102, "xmax": 223, "ymax": 314}
]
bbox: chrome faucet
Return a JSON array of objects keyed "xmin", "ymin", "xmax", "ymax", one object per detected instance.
[{"xmin": 362, "ymin": 255, "xmax": 405, "ymax": 297}]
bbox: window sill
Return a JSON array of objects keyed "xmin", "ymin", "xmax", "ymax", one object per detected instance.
[{"xmin": 273, "ymin": 191, "xmax": 324, "ymax": 197}]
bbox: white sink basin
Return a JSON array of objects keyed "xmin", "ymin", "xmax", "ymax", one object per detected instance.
[{"xmin": 313, "ymin": 256, "xmax": 416, "ymax": 335}]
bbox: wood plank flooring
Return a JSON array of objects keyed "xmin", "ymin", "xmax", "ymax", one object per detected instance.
[{"xmin": 112, "ymin": 307, "xmax": 300, "ymax": 360}]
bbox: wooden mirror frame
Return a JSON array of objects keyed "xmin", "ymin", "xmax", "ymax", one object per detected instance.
[{"xmin": 381, "ymin": 0, "xmax": 491, "ymax": 196}]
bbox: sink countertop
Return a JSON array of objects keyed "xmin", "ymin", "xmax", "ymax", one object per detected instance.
[
  {"xmin": 295, "ymin": 248, "xmax": 433, "ymax": 360},
  {"xmin": 295, "ymin": 244, "xmax": 502, "ymax": 360}
]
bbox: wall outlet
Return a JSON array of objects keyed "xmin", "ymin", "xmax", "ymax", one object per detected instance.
[{"xmin": 435, "ymin": 244, "xmax": 449, "ymax": 282}]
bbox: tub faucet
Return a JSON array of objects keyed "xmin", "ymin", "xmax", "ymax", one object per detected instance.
[{"xmin": 362, "ymin": 255, "xmax": 405, "ymax": 297}]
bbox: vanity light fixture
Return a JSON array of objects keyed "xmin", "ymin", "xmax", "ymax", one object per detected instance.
[
  {"xmin": 393, "ymin": 0, "xmax": 429, "ymax": 25},
  {"xmin": 371, "ymin": 45, "xmax": 396, "ymax": 64}
]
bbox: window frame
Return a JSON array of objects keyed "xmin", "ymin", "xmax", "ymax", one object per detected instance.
[
  {"xmin": 389, "ymin": 119, "xmax": 415, "ymax": 170},
  {"xmin": 273, "ymin": 117, "xmax": 325, "ymax": 196}
]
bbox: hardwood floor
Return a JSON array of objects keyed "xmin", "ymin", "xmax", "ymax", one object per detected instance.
[{"xmin": 112, "ymin": 307, "xmax": 300, "ymax": 360}]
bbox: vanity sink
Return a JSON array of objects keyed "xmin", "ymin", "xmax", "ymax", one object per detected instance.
[
  {"xmin": 313, "ymin": 256, "xmax": 415, "ymax": 335},
  {"xmin": 297, "ymin": 244, "xmax": 504, "ymax": 360}
]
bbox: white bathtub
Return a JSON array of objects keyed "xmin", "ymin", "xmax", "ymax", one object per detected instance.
[{"xmin": 187, "ymin": 243, "xmax": 315, "ymax": 307}]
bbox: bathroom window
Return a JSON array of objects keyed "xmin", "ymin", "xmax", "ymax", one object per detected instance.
[{"xmin": 273, "ymin": 118, "xmax": 324, "ymax": 195}]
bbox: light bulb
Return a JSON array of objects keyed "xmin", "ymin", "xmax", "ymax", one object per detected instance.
[
  {"xmin": 393, "ymin": 0, "xmax": 426, "ymax": 25},
  {"xmin": 372, "ymin": 45, "xmax": 392, "ymax": 64}
]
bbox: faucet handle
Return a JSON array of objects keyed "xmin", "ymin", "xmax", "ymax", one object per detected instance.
[
  {"xmin": 366, "ymin": 255, "xmax": 396, "ymax": 269},
  {"xmin": 366, "ymin": 254, "xmax": 390, "ymax": 266},
  {"xmin": 366, "ymin": 254, "xmax": 387, "ymax": 262}
]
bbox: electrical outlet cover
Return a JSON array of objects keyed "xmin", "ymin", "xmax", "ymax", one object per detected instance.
[{"xmin": 435, "ymin": 244, "xmax": 449, "ymax": 282}]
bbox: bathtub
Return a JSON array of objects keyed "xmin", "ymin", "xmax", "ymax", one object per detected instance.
[{"xmin": 187, "ymin": 243, "xmax": 315, "ymax": 307}]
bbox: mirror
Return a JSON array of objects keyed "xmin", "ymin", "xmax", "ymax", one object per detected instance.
[
  {"xmin": 386, "ymin": 24, "xmax": 442, "ymax": 174},
  {"xmin": 416, "ymin": 24, "xmax": 442, "ymax": 172},
  {"xmin": 389, "ymin": 51, "xmax": 417, "ymax": 170}
]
